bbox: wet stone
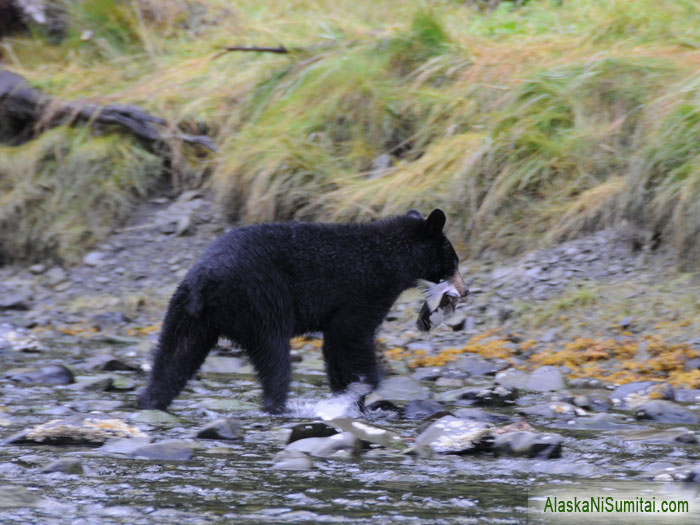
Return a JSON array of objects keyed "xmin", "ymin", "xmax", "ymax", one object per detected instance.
[
  {"xmin": 414, "ymin": 415, "xmax": 494, "ymax": 454},
  {"xmin": 84, "ymin": 354, "xmax": 138, "ymax": 372},
  {"xmin": 520, "ymin": 402, "xmax": 587, "ymax": 419},
  {"xmin": 685, "ymin": 464, "xmax": 700, "ymax": 483},
  {"xmin": 452, "ymin": 408, "xmax": 511, "ymax": 424},
  {"xmin": 365, "ymin": 376, "xmax": 433, "ymax": 404},
  {"xmin": 200, "ymin": 356, "xmax": 253, "ymax": 375},
  {"xmin": 495, "ymin": 368, "xmax": 530, "ymax": 390},
  {"xmin": 609, "ymin": 381, "xmax": 674, "ymax": 408},
  {"xmin": 2, "ymin": 415, "xmax": 146, "ymax": 446},
  {"xmin": 130, "ymin": 410, "xmax": 186, "ymax": 425},
  {"xmin": 440, "ymin": 385, "xmax": 517, "ymax": 407},
  {"xmin": 493, "ymin": 431, "xmax": 563, "ymax": 459},
  {"xmin": 0, "ymin": 485, "xmax": 40, "ymax": 508},
  {"xmin": 401, "ymin": 399, "xmax": 446, "ymax": 420},
  {"xmin": 8, "ymin": 364, "xmax": 74, "ymax": 385},
  {"xmin": 0, "ymin": 324, "xmax": 43, "ymax": 352},
  {"xmin": 129, "ymin": 440, "xmax": 198, "ymax": 461},
  {"xmin": 287, "ymin": 422, "xmax": 338, "ymax": 444},
  {"xmin": 196, "ymin": 418, "xmax": 244, "ymax": 441},
  {"xmin": 570, "ymin": 413, "xmax": 640, "ymax": 431},
  {"xmin": 435, "ymin": 377, "xmax": 464, "ymax": 388},
  {"xmin": 568, "ymin": 378, "xmax": 603, "ymax": 389},
  {"xmin": 272, "ymin": 449, "xmax": 314, "ymax": 471},
  {"xmin": 69, "ymin": 375, "xmax": 114, "ymax": 391},
  {"xmin": 453, "ymin": 355, "xmax": 507, "ymax": 377},
  {"xmin": 97, "ymin": 436, "xmax": 153, "ymax": 455},
  {"xmin": 613, "ymin": 428, "xmax": 698, "ymax": 445},
  {"xmin": 526, "ymin": 366, "xmax": 565, "ymax": 392},
  {"xmin": 635, "ymin": 400, "xmax": 699, "ymax": 424},
  {"xmin": 40, "ymin": 457, "xmax": 84, "ymax": 475},
  {"xmin": 673, "ymin": 389, "xmax": 700, "ymax": 403}
]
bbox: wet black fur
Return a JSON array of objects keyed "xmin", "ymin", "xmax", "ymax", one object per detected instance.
[{"xmin": 138, "ymin": 209, "xmax": 460, "ymax": 413}]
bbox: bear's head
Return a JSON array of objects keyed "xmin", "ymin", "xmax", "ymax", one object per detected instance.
[{"xmin": 408, "ymin": 209, "xmax": 467, "ymax": 297}]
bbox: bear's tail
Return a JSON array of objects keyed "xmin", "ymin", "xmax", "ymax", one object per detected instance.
[{"xmin": 137, "ymin": 283, "xmax": 218, "ymax": 410}]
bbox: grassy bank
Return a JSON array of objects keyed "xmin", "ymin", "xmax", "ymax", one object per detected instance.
[{"xmin": 1, "ymin": 0, "xmax": 700, "ymax": 266}]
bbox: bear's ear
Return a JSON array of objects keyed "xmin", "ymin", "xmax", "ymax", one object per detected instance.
[
  {"xmin": 406, "ymin": 209, "xmax": 424, "ymax": 220},
  {"xmin": 425, "ymin": 209, "xmax": 446, "ymax": 236}
]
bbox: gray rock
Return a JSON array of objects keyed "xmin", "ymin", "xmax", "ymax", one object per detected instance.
[
  {"xmin": 401, "ymin": 399, "xmax": 446, "ymax": 420},
  {"xmin": 285, "ymin": 432, "xmax": 361, "ymax": 458},
  {"xmin": 445, "ymin": 313, "xmax": 466, "ymax": 331},
  {"xmin": 130, "ymin": 440, "xmax": 198, "ymax": 460},
  {"xmin": 526, "ymin": 366, "xmax": 565, "ymax": 392},
  {"xmin": 130, "ymin": 410, "xmax": 186, "ymax": 425},
  {"xmin": 614, "ymin": 428, "xmax": 697, "ymax": 445},
  {"xmin": 0, "ymin": 485, "xmax": 40, "ymax": 508},
  {"xmin": 452, "ymin": 408, "xmax": 511, "ymax": 424},
  {"xmin": 98, "ymin": 436, "xmax": 153, "ymax": 455},
  {"xmin": 45, "ymin": 267, "xmax": 67, "ymax": 286},
  {"xmin": 493, "ymin": 431, "xmax": 563, "ymax": 458},
  {"xmin": 200, "ymin": 356, "xmax": 253, "ymax": 374},
  {"xmin": 0, "ymin": 324, "xmax": 43, "ymax": 352},
  {"xmin": 287, "ymin": 422, "xmax": 337, "ymax": 444},
  {"xmin": 84, "ymin": 354, "xmax": 138, "ymax": 371},
  {"xmin": 520, "ymin": 402, "xmax": 587, "ymax": 419},
  {"xmin": 83, "ymin": 251, "xmax": 105, "ymax": 266},
  {"xmin": 29, "ymin": 264, "xmax": 46, "ymax": 274},
  {"xmin": 571, "ymin": 413, "xmax": 640, "ymax": 431},
  {"xmin": 619, "ymin": 316, "xmax": 633, "ymax": 330},
  {"xmin": 673, "ymin": 389, "xmax": 700, "ymax": 403},
  {"xmin": 0, "ymin": 289, "xmax": 31, "ymax": 310},
  {"xmin": 414, "ymin": 416, "xmax": 493, "ymax": 454},
  {"xmin": 175, "ymin": 214, "xmax": 192, "ymax": 236},
  {"xmin": 196, "ymin": 418, "xmax": 244, "ymax": 441},
  {"xmin": 568, "ymin": 378, "xmax": 603, "ymax": 389},
  {"xmin": 272, "ymin": 449, "xmax": 314, "ymax": 470},
  {"xmin": 453, "ymin": 355, "xmax": 507, "ymax": 377},
  {"xmin": 2, "ymin": 415, "xmax": 147, "ymax": 446},
  {"xmin": 9, "ymin": 364, "xmax": 74, "ymax": 385},
  {"xmin": 366, "ymin": 376, "xmax": 432, "ymax": 403},
  {"xmin": 69, "ymin": 375, "xmax": 113, "ymax": 391},
  {"xmin": 412, "ymin": 367, "xmax": 443, "ymax": 382},
  {"xmin": 40, "ymin": 458, "xmax": 83, "ymax": 475},
  {"xmin": 635, "ymin": 400, "xmax": 699, "ymax": 424},
  {"xmin": 685, "ymin": 464, "xmax": 700, "ymax": 483},
  {"xmin": 495, "ymin": 368, "xmax": 530, "ymax": 390},
  {"xmin": 609, "ymin": 381, "xmax": 673, "ymax": 408},
  {"xmin": 439, "ymin": 385, "xmax": 517, "ymax": 407},
  {"xmin": 434, "ymin": 377, "xmax": 463, "ymax": 388}
]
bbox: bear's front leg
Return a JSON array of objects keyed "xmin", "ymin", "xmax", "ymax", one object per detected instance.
[{"xmin": 322, "ymin": 314, "xmax": 382, "ymax": 394}]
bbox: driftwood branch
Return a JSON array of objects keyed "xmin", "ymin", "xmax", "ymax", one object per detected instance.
[
  {"xmin": 223, "ymin": 45, "xmax": 289, "ymax": 54},
  {"xmin": 213, "ymin": 45, "xmax": 295, "ymax": 59},
  {"xmin": 0, "ymin": 69, "xmax": 216, "ymax": 151}
]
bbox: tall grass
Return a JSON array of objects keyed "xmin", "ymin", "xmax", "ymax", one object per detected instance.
[{"xmin": 2, "ymin": 0, "xmax": 700, "ymax": 266}]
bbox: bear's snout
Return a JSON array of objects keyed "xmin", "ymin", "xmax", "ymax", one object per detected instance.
[{"xmin": 448, "ymin": 270, "xmax": 468, "ymax": 297}]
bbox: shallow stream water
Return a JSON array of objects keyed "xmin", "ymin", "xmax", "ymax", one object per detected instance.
[{"xmin": 2, "ymin": 336, "xmax": 700, "ymax": 524}]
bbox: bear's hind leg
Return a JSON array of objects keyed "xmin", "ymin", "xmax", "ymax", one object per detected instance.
[
  {"xmin": 241, "ymin": 332, "xmax": 291, "ymax": 414},
  {"xmin": 138, "ymin": 308, "xmax": 218, "ymax": 410}
]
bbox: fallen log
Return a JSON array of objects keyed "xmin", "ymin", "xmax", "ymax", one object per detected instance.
[{"xmin": 0, "ymin": 69, "xmax": 216, "ymax": 150}]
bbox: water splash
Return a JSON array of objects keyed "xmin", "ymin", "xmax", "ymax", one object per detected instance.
[{"xmin": 287, "ymin": 383, "xmax": 373, "ymax": 420}]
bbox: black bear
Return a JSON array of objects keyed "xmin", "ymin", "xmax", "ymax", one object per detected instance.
[{"xmin": 138, "ymin": 209, "xmax": 466, "ymax": 413}]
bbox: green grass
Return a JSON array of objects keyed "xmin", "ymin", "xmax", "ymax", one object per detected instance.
[{"xmin": 2, "ymin": 0, "xmax": 700, "ymax": 266}]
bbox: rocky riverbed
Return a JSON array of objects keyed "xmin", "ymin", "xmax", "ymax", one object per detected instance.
[{"xmin": 1, "ymin": 194, "xmax": 700, "ymax": 523}]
